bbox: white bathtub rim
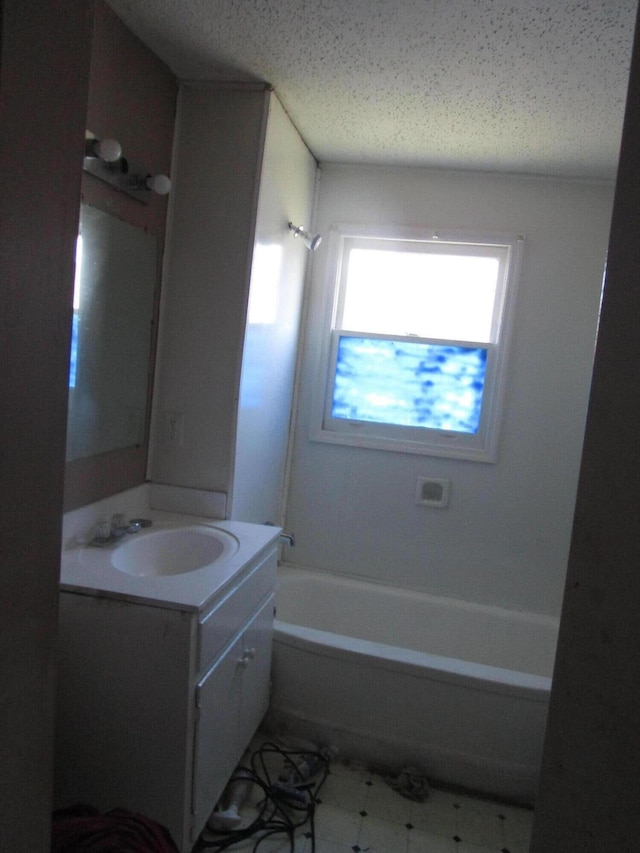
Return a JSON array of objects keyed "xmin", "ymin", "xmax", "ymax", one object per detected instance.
[
  {"xmin": 278, "ymin": 561, "xmax": 561, "ymax": 626},
  {"xmin": 274, "ymin": 620, "xmax": 552, "ymax": 701}
]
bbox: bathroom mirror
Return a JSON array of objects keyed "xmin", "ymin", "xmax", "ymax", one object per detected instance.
[{"xmin": 64, "ymin": 203, "xmax": 158, "ymax": 503}]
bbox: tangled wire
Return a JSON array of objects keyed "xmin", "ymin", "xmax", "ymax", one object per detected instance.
[{"xmin": 194, "ymin": 741, "xmax": 331, "ymax": 853}]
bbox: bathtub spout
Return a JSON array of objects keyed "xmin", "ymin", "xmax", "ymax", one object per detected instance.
[{"xmin": 264, "ymin": 521, "xmax": 295, "ymax": 547}]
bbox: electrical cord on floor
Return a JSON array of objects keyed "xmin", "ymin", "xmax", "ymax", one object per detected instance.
[{"xmin": 194, "ymin": 741, "xmax": 331, "ymax": 853}]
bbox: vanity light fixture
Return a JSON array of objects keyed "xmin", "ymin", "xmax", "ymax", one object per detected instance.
[
  {"xmin": 288, "ymin": 221, "xmax": 322, "ymax": 251},
  {"xmin": 84, "ymin": 137, "xmax": 122, "ymax": 163},
  {"xmin": 83, "ymin": 131, "xmax": 171, "ymax": 204}
]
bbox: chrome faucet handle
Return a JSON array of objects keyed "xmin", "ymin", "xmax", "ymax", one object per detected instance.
[{"xmin": 93, "ymin": 521, "xmax": 111, "ymax": 540}]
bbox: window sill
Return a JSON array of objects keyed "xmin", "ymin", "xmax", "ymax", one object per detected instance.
[{"xmin": 310, "ymin": 425, "xmax": 497, "ymax": 462}]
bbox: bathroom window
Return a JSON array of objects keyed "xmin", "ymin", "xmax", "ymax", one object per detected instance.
[{"xmin": 310, "ymin": 225, "xmax": 522, "ymax": 461}]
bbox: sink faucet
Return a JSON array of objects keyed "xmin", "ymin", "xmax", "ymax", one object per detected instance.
[
  {"xmin": 88, "ymin": 515, "xmax": 147, "ymax": 547},
  {"xmin": 110, "ymin": 514, "xmax": 142, "ymax": 537}
]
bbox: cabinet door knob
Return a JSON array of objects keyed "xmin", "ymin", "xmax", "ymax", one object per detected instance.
[{"xmin": 238, "ymin": 647, "xmax": 256, "ymax": 668}]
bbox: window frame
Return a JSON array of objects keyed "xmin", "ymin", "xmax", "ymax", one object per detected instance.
[{"xmin": 309, "ymin": 223, "xmax": 523, "ymax": 462}]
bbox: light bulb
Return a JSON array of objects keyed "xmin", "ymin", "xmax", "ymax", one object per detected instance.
[
  {"xmin": 93, "ymin": 138, "xmax": 122, "ymax": 162},
  {"xmin": 288, "ymin": 221, "xmax": 322, "ymax": 251},
  {"xmin": 146, "ymin": 174, "xmax": 171, "ymax": 195},
  {"xmin": 303, "ymin": 232, "xmax": 322, "ymax": 251}
]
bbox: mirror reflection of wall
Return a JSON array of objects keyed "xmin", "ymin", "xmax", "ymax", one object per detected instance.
[{"xmin": 66, "ymin": 203, "xmax": 158, "ymax": 462}]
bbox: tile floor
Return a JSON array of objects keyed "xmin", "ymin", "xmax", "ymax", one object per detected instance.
[{"xmin": 197, "ymin": 748, "xmax": 534, "ymax": 853}]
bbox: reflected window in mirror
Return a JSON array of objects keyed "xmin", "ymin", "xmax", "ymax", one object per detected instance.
[{"xmin": 69, "ymin": 233, "xmax": 83, "ymax": 389}]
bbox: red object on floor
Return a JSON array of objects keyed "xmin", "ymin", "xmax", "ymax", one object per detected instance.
[{"xmin": 52, "ymin": 803, "xmax": 179, "ymax": 852}]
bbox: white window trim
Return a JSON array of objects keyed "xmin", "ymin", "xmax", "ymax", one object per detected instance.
[{"xmin": 309, "ymin": 223, "xmax": 524, "ymax": 462}]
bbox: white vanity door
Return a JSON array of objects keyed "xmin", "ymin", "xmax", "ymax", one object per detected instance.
[
  {"xmin": 191, "ymin": 632, "xmax": 244, "ymax": 836},
  {"xmin": 190, "ymin": 594, "xmax": 275, "ymax": 840},
  {"xmin": 239, "ymin": 594, "xmax": 275, "ymax": 743}
]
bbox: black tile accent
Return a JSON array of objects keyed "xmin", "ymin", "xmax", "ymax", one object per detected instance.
[
  {"xmin": 501, "ymin": 849, "xmax": 511, "ymax": 853},
  {"xmin": 453, "ymin": 802, "xmax": 461, "ymax": 809},
  {"xmin": 405, "ymin": 822, "xmax": 414, "ymax": 830},
  {"xmin": 365, "ymin": 780, "xmax": 373, "ymax": 787},
  {"xmin": 359, "ymin": 810, "xmax": 368, "ymax": 817},
  {"xmin": 498, "ymin": 813, "xmax": 506, "ymax": 820},
  {"xmin": 453, "ymin": 836, "xmax": 461, "ymax": 843}
]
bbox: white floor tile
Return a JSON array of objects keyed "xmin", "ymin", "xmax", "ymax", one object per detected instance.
[
  {"xmin": 313, "ymin": 801, "xmax": 362, "ymax": 846},
  {"xmin": 363, "ymin": 779, "xmax": 414, "ymax": 824},
  {"xmin": 299, "ymin": 838, "xmax": 347, "ymax": 853},
  {"xmin": 407, "ymin": 827, "xmax": 457, "ymax": 852},
  {"xmin": 503, "ymin": 819, "xmax": 533, "ymax": 853},
  {"xmin": 456, "ymin": 842, "xmax": 501, "ymax": 853},
  {"xmin": 319, "ymin": 768, "xmax": 369, "ymax": 812},
  {"xmin": 357, "ymin": 814, "xmax": 410, "ymax": 853},
  {"xmin": 499, "ymin": 802, "xmax": 534, "ymax": 823},
  {"xmin": 498, "ymin": 803, "xmax": 533, "ymax": 853},
  {"xmin": 455, "ymin": 808, "xmax": 505, "ymax": 847},
  {"xmin": 409, "ymin": 798, "xmax": 459, "ymax": 836}
]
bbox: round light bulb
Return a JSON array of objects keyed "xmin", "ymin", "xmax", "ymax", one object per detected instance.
[
  {"xmin": 94, "ymin": 138, "xmax": 122, "ymax": 162},
  {"xmin": 146, "ymin": 174, "xmax": 171, "ymax": 195}
]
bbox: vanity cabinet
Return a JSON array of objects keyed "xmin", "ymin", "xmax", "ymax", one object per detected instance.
[{"xmin": 54, "ymin": 545, "xmax": 277, "ymax": 852}]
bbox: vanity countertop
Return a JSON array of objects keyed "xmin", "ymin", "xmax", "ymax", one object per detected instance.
[{"xmin": 59, "ymin": 512, "xmax": 281, "ymax": 613}]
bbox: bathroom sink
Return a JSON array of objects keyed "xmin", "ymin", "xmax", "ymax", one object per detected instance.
[{"xmin": 111, "ymin": 525, "xmax": 239, "ymax": 577}]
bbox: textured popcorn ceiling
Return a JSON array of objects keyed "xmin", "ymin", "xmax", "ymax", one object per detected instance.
[{"xmin": 107, "ymin": 0, "xmax": 636, "ymax": 178}]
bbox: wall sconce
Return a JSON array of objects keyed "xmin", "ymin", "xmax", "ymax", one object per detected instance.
[
  {"xmin": 83, "ymin": 132, "xmax": 171, "ymax": 204},
  {"xmin": 288, "ymin": 221, "xmax": 322, "ymax": 251}
]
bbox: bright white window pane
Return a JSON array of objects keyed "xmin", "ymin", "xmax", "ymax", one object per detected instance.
[
  {"xmin": 332, "ymin": 336, "xmax": 487, "ymax": 433},
  {"xmin": 341, "ymin": 249, "xmax": 500, "ymax": 342},
  {"xmin": 73, "ymin": 233, "xmax": 83, "ymax": 310}
]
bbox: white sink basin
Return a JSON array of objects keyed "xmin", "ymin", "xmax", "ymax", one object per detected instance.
[{"xmin": 111, "ymin": 525, "xmax": 239, "ymax": 577}]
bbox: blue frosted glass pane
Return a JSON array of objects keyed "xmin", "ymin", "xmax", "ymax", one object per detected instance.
[
  {"xmin": 69, "ymin": 313, "xmax": 79, "ymax": 388},
  {"xmin": 331, "ymin": 337, "xmax": 487, "ymax": 434}
]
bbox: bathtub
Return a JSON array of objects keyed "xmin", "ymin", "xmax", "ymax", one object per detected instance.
[{"xmin": 266, "ymin": 566, "xmax": 558, "ymax": 804}]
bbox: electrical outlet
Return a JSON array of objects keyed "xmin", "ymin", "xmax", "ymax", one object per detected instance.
[{"xmin": 164, "ymin": 411, "xmax": 185, "ymax": 447}]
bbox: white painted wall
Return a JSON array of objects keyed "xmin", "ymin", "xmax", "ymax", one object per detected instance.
[
  {"xmin": 230, "ymin": 97, "xmax": 317, "ymax": 524},
  {"xmin": 284, "ymin": 164, "xmax": 614, "ymax": 617}
]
